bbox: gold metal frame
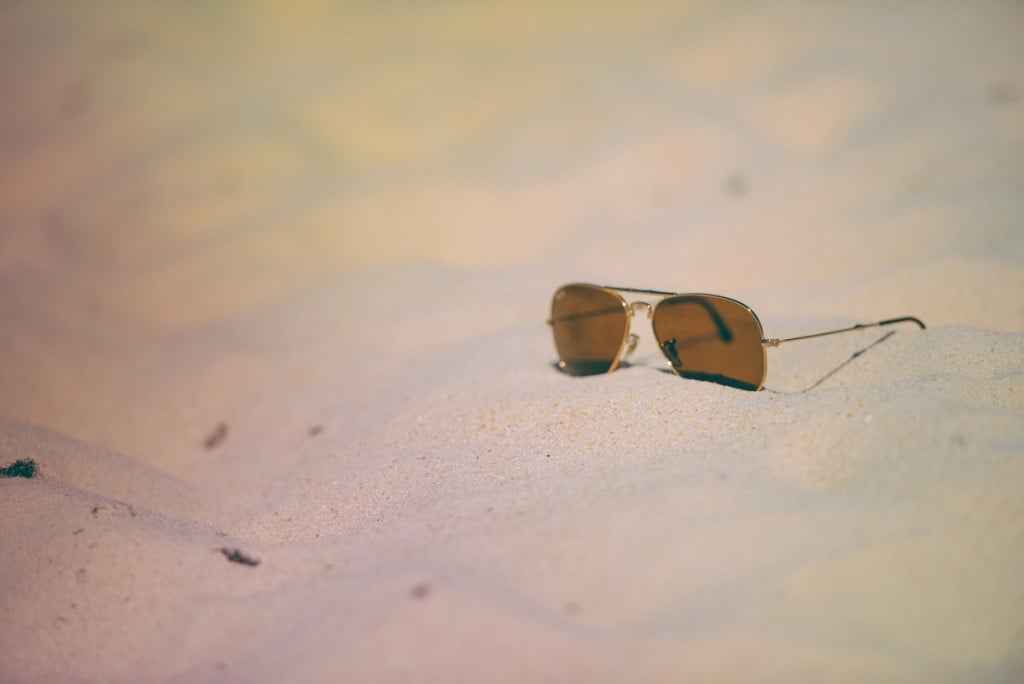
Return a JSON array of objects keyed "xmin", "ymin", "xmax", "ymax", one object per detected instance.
[{"xmin": 548, "ymin": 283, "xmax": 926, "ymax": 391}]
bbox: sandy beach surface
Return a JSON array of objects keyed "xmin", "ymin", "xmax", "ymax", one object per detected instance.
[{"xmin": 2, "ymin": 2, "xmax": 1023, "ymax": 682}]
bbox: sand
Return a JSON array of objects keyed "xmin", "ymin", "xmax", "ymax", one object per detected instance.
[{"xmin": 1, "ymin": 1, "xmax": 1023, "ymax": 682}]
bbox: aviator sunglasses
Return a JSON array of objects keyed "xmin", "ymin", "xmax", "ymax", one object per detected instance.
[{"xmin": 548, "ymin": 283, "xmax": 926, "ymax": 391}]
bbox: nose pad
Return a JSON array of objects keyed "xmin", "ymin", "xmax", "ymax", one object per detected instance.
[
  {"xmin": 630, "ymin": 301, "xmax": 653, "ymax": 319},
  {"xmin": 661, "ymin": 338, "xmax": 682, "ymax": 370},
  {"xmin": 623, "ymin": 333, "xmax": 640, "ymax": 360}
]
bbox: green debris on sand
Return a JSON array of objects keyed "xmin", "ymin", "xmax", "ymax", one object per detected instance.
[{"xmin": 0, "ymin": 459, "xmax": 38, "ymax": 478}]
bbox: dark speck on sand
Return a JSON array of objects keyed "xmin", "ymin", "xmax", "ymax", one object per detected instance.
[{"xmin": 204, "ymin": 422, "xmax": 229, "ymax": 450}]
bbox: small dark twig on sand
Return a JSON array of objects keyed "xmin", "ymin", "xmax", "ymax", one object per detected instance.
[{"xmin": 219, "ymin": 547, "xmax": 260, "ymax": 566}]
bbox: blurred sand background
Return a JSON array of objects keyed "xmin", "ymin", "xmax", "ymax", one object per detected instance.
[{"xmin": 1, "ymin": 1, "xmax": 1023, "ymax": 682}]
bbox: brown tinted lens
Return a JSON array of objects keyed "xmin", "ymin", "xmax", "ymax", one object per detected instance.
[
  {"xmin": 652, "ymin": 295, "xmax": 766, "ymax": 390},
  {"xmin": 550, "ymin": 285, "xmax": 629, "ymax": 375}
]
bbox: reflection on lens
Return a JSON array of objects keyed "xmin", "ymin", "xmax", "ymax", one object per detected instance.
[
  {"xmin": 652, "ymin": 294, "xmax": 766, "ymax": 390},
  {"xmin": 550, "ymin": 285, "xmax": 629, "ymax": 375}
]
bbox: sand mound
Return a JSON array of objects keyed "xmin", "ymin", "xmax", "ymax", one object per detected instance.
[{"xmin": 2, "ymin": 1, "xmax": 1022, "ymax": 682}]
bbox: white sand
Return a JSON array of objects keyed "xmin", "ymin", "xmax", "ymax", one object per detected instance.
[{"xmin": 2, "ymin": 2, "xmax": 1023, "ymax": 682}]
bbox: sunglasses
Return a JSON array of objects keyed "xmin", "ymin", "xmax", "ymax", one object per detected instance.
[{"xmin": 548, "ymin": 283, "xmax": 926, "ymax": 391}]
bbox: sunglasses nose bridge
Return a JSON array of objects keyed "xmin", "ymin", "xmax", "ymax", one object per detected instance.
[
  {"xmin": 620, "ymin": 302, "xmax": 652, "ymax": 363},
  {"xmin": 629, "ymin": 301, "xmax": 653, "ymax": 319}
]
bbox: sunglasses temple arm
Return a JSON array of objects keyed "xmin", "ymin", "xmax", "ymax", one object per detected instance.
[{"xmin": 762, "ymin": 316, "xmax": 926, "ymax": 347}]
